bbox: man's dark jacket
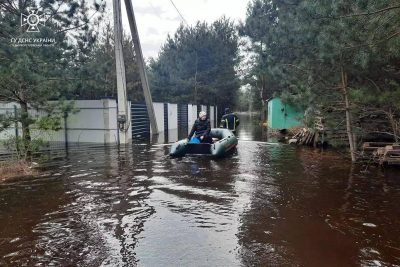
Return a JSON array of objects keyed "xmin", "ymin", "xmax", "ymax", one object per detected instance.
[{"xmin": 188, "ymin": 118, "xmax": 211, "ymax": 139}]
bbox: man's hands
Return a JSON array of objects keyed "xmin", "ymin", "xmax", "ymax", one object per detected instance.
[{"xmin": 200, "ymin": 136, "xmax": 204, "ymax": 140}]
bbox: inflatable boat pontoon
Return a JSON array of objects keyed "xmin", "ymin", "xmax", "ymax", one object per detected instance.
[{"xmin": 169, "ymin": 128, "xmax": 238, "ymax": 158}]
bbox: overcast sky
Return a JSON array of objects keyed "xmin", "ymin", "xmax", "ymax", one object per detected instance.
[{"xmin": 105, "ymin": 0, "xmax": 250, "ymax": 59}]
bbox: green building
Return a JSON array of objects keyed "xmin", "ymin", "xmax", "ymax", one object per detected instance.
[{"xmin": 267, "ymin": 97, "xmax": 304, "ymax": 130}]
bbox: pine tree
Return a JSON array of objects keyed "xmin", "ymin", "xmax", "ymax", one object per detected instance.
[
  {"xmin": 149, "ymin": 18, "xmax": 240, "ymax": 108},
  {"xmin": 0, "ymin": 0, "xmax": 105, "ymax": 157},
  {"xmin": 242, "ymin": 0, "xmax": 400, "ymax": 161}
]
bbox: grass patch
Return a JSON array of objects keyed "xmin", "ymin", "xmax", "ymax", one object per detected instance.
[{"xmin": 0, "ymin": 160, "xmax": 38, "ymax": 182}]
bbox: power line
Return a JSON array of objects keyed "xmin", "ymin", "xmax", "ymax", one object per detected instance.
[{"xmin": 168, "ymin": 0, "xmax": 189, "ymax": 26}]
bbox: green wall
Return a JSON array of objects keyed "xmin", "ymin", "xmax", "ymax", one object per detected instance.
[{"xmin": 267, "ymin": 97, "xmax": 304, "ymax": 129}]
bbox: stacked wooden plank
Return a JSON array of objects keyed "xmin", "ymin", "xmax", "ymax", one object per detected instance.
[
  {"xmin": 376, "ymin": 145, "xmax": 400, "ymax": 165},
  {"xmin": 362, "ymin": 142, "xmax": 400, "ymax": 165},
  {"xmin": 362, "ymin": 142, "xmax": 393, "ymax": 152},
  {"xmin": 288, "ymin": 128, "xmax": 317, "ymax": 146}
]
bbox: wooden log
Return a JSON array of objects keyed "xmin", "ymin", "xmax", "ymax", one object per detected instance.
[
  {"xmin": 292, "ymin": 131, "xmax": 301, "ymax": 139},
  {"xmin": 305, "ymin": 131, "xmax": 311, "ymax": 145},
  {"xmin": 301, "ymin": 131, "xmax": 309, "ymax": 145},
  {"xmin": 305, "ymin": 131, "xmax": 314, "ymax": 146},
  {"xmin": 289, "ymin": 138, "xmax": 298, "ymax": 144},
  {"xmin": 384, "ymin": 150, "xmax": 400, "ymax": 165},
  {"xmin": 376, "ymin": 147, "xmax": 386, "ymax": 157},
  {"xmin": 310, "ymin": 132, "xmax": 316, "ymax": 146},
  {"xmin": 363, "ymin": 142, "xmax": 395, "ymax": 151},
  {"xmin": 314, "ymin": 132, "xmax": 319, "ymax": 147},
  {"xmin": 378, "ymin": 146, "xmax": 400, "ymax": 165}
]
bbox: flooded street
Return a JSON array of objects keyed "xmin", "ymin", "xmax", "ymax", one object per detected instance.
[{"xmin": 1, "ymin": 114, "xmax": 400, "ymax": 266}]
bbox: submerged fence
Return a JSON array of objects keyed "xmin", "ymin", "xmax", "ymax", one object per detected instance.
[
  {"xmin": 133, "ymin": 102, "xmax": 218, "ymax": 142},
  {"xmin": 0, "ymin": 100, "xmax": 219, "ymax": 147},
  {"xmin": 0, "ymin": 100, "xmax": 119, "ymax": 148}
]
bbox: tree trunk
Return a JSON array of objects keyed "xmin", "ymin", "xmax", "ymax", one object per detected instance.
[
  {"xmin": 387, "ymin": 109, "xmax": 399, "ymax": 142},
  {"xmin": 193, "ymin": 52, "xmax": 198, "ymax": 104},
  {"xmin": 261, "ymin": 101, "xmax": 267, "ymax": 123},
  {"xmin": 341, "ymin": 66, "xmax": 357, "ymax": 162},
  {"xmin": 19, "ymin": 101, "xmax": 32, "ymax": 159},
  {"xmin": 258, "ymin": 74, "xmax": 267, "ymax": 122}
]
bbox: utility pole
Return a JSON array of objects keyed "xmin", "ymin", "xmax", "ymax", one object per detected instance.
[
  {"xmin": 113, "ymin": 0, "xmax": 130, "ymax": 144},
  {"xmin": 124, "ymin": 0, "xmax": 158, "ymax": 134}
]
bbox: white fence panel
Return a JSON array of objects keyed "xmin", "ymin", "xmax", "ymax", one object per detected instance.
[
  {"xmin": 209, "ymin": 105, "xmax": 215, "ymax": 127},
  {"xmin": 167, "ymin": 103, "xmax": 178, "ymax": 130},
  {"xmin": 0, "ymin": 99, "xmax": 120, "ymax": 144},
  {"xmin": 151, "ymin": 102, "xmax": 164, "ymax": 134}
]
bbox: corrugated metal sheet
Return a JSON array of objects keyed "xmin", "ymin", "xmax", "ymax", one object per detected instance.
[{"xmin": 131, "ymin": 103, "xmax": 150, "ymax": 138}]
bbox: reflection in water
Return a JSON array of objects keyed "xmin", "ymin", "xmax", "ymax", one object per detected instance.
[
  {"xmin": 150, "ymin": 125, "xmax": 189, "ymax": 144},
  {"xmin": 0, "ymin": 114, "xmax": 400, "ymax": 266}
]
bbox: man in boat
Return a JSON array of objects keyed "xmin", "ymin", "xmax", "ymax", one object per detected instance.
[
  {"xmin": 220, "ymin": 108, "xmax": 240, "ymax": 133},
  {"xmin": 187, "ymin": 111, "xmax": 213, "ymax": 143}
]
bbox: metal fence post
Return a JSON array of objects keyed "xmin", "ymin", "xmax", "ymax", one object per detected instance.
[
  {"xmin": 14, "ymin": 105, "xmax": 19, "ymax": 152},
  {"xmin": 64, "ymin": 111, "xmax": 68, "ymax": 150}
]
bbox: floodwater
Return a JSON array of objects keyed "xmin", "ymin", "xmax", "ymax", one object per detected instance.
[{"xmin": 1, "ymin": 114, "xmax": 400, "ymax": 266}]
